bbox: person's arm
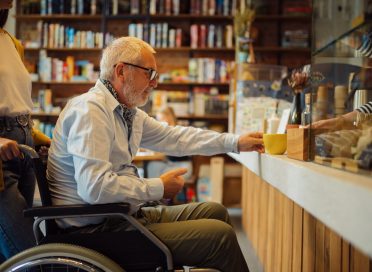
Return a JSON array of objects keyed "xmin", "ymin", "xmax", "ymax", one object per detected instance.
[
  {"xmin": 310, "ymin": 102, "xmax": 372, "ymax": 130},
  {"xmin": 140, "ymin": 111, "xmax": 241, "ymax": 156}
]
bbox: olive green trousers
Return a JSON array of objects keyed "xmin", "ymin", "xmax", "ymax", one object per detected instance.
[{"xmin": 140, "ymin": 202, "xmax": 249, "ymax": 272}]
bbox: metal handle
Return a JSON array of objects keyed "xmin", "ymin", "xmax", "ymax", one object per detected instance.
[{"xmin": 18, "ymin": 144, "xmax": 39, "ymax": 159}]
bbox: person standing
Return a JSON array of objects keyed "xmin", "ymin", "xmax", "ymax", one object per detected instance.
[{"xmin": 0, "ymin": 0, "xmax": 50, "ymax": 262}]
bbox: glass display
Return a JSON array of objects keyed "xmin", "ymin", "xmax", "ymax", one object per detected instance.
[{"xmin": 310, "ymin": 0, "xmax": 372, "ymax": 176}]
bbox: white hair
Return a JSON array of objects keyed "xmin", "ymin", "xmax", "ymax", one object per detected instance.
[{"xmin": 100, "ymin": 36, "xmax": 156, "ymax": 80}]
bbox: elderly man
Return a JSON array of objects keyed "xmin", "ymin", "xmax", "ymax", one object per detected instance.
[{"xmin": 47, "ymin": 36, "xmax": 263, "ymax": 271}]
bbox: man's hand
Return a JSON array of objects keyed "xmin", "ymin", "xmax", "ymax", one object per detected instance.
[
  {"xmin": 238, "ymin": 132, "xmax": 264, "ymax": 153},
  {"xmin": 0, "ymin": 137, "xmax": 20, "ymax": 161},
  {"xmin": 160, "ymin": 168, "xmax": 187, "ymax": 199}
]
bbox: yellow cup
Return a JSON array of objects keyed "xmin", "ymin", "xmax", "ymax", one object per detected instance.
[{"xmin": 263, "ymin": 133, "xmax": 287, "ymax": 155}]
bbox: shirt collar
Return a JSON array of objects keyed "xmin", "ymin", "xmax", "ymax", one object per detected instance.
[{"xmin": 99, "ymin": 78, "xmax": 137, "ymax": 117}]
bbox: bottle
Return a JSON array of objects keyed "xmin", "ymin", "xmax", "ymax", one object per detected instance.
[
  {"xmin": 301, "ymin": 93, "xmax": 311, "ymax": 127},
  {"xmin": 288, "ymin": 92, "xmax": 302, "ymax": 125}
]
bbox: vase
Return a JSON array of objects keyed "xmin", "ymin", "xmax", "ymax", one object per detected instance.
[{"xmin": 288, "ymin": 92, "xmax": 303, "ymax": 125}]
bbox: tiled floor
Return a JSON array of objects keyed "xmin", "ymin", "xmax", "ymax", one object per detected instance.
[{"xmin": 228, "ymin": 208, "xmax": 264, "ymax": 272}]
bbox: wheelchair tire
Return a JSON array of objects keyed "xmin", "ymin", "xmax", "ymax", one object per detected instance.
[{"xmin": 0, "ymin": 243, "xmax": 124, "ymax": 272}]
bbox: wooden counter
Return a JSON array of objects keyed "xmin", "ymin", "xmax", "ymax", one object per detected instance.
[{"xmin": 229, "ymin": 152, "xmax": 372, "ymax": 272}]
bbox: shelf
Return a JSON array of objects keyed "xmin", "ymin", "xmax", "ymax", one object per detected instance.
[
  {"xmin": 105, "ymin": 14, "xmax": 233, "ymax": 21},
  {"xmin": 158, "ymin": 82, "xmax": 229, "ymax": 87},
  {"xmin": 15, "ymin": 14, "xmax": 102, "ymax": 20},
  {"xmin": 32, "ymin": 112, "xmax": 227, "ymax": 121},
  {"xmin": 24, "ymin": 46, "xmax": 306, "ymax": 53},
  {"xmin": 16, "ymin": 14, "xmax": 310, "ymax": 22},
  {"xmin": 25, "ymin": 48, "xmax": 102, "ymax": 52},
  {"xmin": 32, "ymin": 81, "xmax": 95, "ymax": 85},
  {"xmin": 255, "ymin": 14, "xmax": 311, "ymax": 21},
  {"xmin": 178, "ymin": 114, "xmax": 227, "ymax": 120},
  {"xmin": 254, "ymin": 46, "xmax": 310, "ymax": 53},
  {"xmin": 155, "ymin": 47, "xmax": 234, "ymax": 53}
]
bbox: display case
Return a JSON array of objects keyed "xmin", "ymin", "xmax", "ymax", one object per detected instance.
[{"xmin": 310, "ymin": 0, "xmax": 372, "ymax": 175}]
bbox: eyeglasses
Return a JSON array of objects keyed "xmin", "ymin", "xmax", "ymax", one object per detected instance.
[{"xmin": 115, "ymin": 62, "xmax": 158, "ymax": 81}]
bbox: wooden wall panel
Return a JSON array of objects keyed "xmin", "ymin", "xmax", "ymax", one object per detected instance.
[
  {"xmin": 315, "ymin": 221, "xmax": 325, "ymax": 272},
  {"xmin": 292, "ymin": 203, "xmax": 303, "ymax": 272},
  {"xmin": 351, "ymin": 247, "xmax": 370, "ymax": 272},
  {"xmin": 241, "ymin": 167, "xmax": 371, "ymax": 272},
  {"xmin": 342, "ymin": 241, "xmax": 350, "ymax": 272},
  {"xmin": 273, "ymin": 191, "xmax": 284, "ymax": 270},
  {"xmin": 266, "ymin": 185, "xmax": 276, "ymax": 271},
  {"xmin": 282, "ymin": 196, "xmax": 294, "ymax": 272},
  {"xmin": 329, "ymin": 230, "xmax": 342, "ymax": 272},
  {"xmin": 257, "ymin": 180, "xmax": 269, "ymax": 266}
]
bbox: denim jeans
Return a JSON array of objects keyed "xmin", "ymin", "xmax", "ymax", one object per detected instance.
[{"xmin": 0, "ymin": 123, "xmax": 35, "ymax": 262}]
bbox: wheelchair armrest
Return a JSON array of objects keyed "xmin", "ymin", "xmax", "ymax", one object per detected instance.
[{"xmin": 24, "ymin": 203, "xmax": 131, "ymax": 218}]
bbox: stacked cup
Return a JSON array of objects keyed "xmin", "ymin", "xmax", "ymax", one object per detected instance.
[
  {"xmin": 334, "ymin": 85, "xmax": 348, "ymax": 117},
  {"xmin": 313, "ymin": 85, "xmax": 328, "ymax": 121}
]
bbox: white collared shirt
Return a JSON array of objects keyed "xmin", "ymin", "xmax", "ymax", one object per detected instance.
[{"xmin": 47, "ymin": 79, "xmax": 239, "ymax": 228}]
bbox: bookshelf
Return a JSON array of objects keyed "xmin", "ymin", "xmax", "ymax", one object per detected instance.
[
  {"xmin": 16, "ymin": 1, "xmax": 311, "ymax": 132},
  {"xmin": 14, "ymin": 0, "xmax": 311, "ymax": 205}
]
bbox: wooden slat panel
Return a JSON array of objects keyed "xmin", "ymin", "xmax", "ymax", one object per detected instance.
[
  {"xmin": 282, "ymin": 197, "xmax": 294, "ymax": 272},
  {"xmin": 251, "ymin": 173, "xmax": 260, "ymax": 250},
  {"xmin": 258, "ymin": 179, "xmax": 269, "ymax": 266},
  {"xmin": 351, "ymin": 247, "xmax": 370, "ymax": 272},
  {"xmin": 325, "ymin": 225, "xmax": 330, "ymax": 272},
  {"xmin": 329, "ymin": 230, "xmax": 341, "ymax": 272},
  {"xmin": 266, "ymin": 185, "xmax": 276, "ymax": 272},
  {"xmin": 273, "ymin": 190, "xmax": 284, "ymax": 270},
  {"xmin": 315, "ymin": 221, "xmax": 325, "ymax": 272},
  {"xmin": 292, "ymin": 203, "xmax": 303, "ymax": 272},
  {"xmin": 241, "ymin": 168, "xmax": 249, "ymax": 232},
  {"xmin": 303, "ymin": 211, "xmax": 316, "ymax": 272},
  {"xmin": 342, "ymin": 240, "xmax": 350, "ymax": 272}
]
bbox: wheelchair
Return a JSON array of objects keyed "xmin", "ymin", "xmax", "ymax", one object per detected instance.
[{"xmin": 0, "ymin": 145, "xmax": 219, "ymax": 272}]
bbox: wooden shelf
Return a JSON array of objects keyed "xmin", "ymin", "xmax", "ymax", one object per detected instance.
[
  {"xmin": 32, "ymin": 112, "xmax": 227, "ymax": 121},
  {"xmin": 158, "ymin": 82, "xmax": 229, "ymax": 87},
  {"xmin": 178, "ymin": 114, "xmax": 227, "ymax": 120},
  {"xmin": 25, "ymin": 48, "xmax": 102, "ymax": 52},
  {"xmin": 255, "ymin": 46, "xmax": 310, "ymax": 53},
  {"xmin": 155, "ymin": 47, "xmax": 234, "ymax": 52},
  {"xmin": 25, "ymin": 47, "xmax": 234, "ymax": 53},
  {"xmin": 32, "ymin": 81, "xmax": 95, "ymax": 85},
  {"xmin": 15, "ymin": 14, "xmax": 102, "ymax": 20},
  {"xmin": 106, "ymin": 14, "xmax": 233, "ymax": 21},
  {"xmin": 31, "ymin": 81, "xmax": 228, "ymax": 87},
  {"xmin": 255, "ymin": 14, "xmax": 311, "ymax": 21}
]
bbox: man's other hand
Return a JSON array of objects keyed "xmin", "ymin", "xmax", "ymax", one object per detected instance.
[
  {"xmin": 160, "ymin": 168, "xmax": 187, "ymax": 199},
  {"xmin": 238, "ymin": 132, "xmax": 264, "ymax": 153},
  {"xmin": 0, "ymin": 138, "xmax": 20, "ymax": 161}
]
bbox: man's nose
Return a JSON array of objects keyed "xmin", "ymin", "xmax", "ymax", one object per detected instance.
[{"xmin": 149, "ymin": 78, "xmax": 158, "ymax": 88}]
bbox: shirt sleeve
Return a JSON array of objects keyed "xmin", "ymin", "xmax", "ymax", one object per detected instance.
[
  {"xmin": 139, "ymin": 112, "xmax": 240, "ymax": 156},
  {"xmin": 64, "ymin": 101, "xmax": 163, "ymax": 205},
  {"xmin": 356, "ymin": 101, "xmax": 372, "ymax": 114}
]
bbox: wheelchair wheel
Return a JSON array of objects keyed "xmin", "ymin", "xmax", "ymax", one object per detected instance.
[{"xmin": 0, "ymin": 243, "xmax": 124, "ymax": 272}]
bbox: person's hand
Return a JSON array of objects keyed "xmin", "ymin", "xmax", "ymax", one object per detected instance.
[
  {"xmin": 238, "ymin": 132, "xmax": 264, "ymax": 153},
  {"xmin": 160, "ymin": 168, "xmax": 187, "ymax": 199},
  {"xmin": 0, "ymin": 137, "xmax": 20, "ymax": 161}
]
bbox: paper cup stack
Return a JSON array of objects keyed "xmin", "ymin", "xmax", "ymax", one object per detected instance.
[{"xmin": 334, "ymin": 85, "xmax": 348, "ymax": 117}]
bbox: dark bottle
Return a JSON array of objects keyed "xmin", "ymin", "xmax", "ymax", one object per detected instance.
[{"xmin": 288, "ymin": 92, "xmax": 303, "ymax": 125}]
